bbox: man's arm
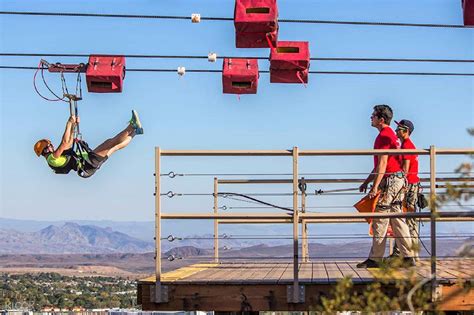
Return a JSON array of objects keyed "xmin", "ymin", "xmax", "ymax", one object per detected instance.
[
  {"xmin": 52, "ymin": 116, "xmax": 76, "ymax": 158},
  {"xmin": 369, "ymin": 155, "xmax": 388, "ymax": 198},
  {"xmin": 402, "ymin": 159, "xmax": 410, "ymax": 175},
  {"xmin": 359, "ymin": 168, "xmax": 375, "ymax": 192}
]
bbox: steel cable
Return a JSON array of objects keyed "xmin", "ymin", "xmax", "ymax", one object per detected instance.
[
  {"xmin": 1, "ymin": 66, "xmax": 474, "ymax": 76},
  {"xmin": 0, "ymin": 11, "xmax": 472, "ymax": 29},
  {"xmin": 2, "ymin": 53, "xmax": 474, "ymax": 63}
]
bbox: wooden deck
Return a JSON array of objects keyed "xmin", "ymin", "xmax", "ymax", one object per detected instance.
[{"xmin": 138, "ymin": 258, "xmax": 473, "ymax": 311}]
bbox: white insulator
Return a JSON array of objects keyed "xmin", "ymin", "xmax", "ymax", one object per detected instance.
[
  {"xmin": 191, "ymin": 13, "xmax": 201, "ymax": 23},
  {"xmin": 208, "ymin": 52, "xmax": 217, "ymax": 62},
  {"xmin": 177, "ymin": 66, "xmax": 186, "ymax": 76}
]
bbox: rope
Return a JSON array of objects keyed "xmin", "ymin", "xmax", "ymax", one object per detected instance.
[
  {"xmin": 218, "ymin": 192, "xmax": 294, "ymax": 212},
  {"xmin": 4, "ymin": 53, "xmax": 474, "ymax": 63},
  {"xmin": 32, "ymin": 61, "xmax": 66, "ymax": 102},
  {"xmin": 3, "ymin": 65, "xmax": 474, "ymax": 76},
  {"xmin": 1, "ymin": 11, "xmax": 472, "ymax": 29}
]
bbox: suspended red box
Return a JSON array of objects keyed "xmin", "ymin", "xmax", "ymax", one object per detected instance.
[
  {"xmin": 222, "ymin": 58, "xmax": 259, "ymax": 94},
  {"xmin": 270, "ymin": 41, "xmax": 310, "ymax": 70},
  {"xmin": 270, "ymin": 68, "xmax": 308, "ymax": 84},
  {"xmin": 234, "ymin": 0, "xmax": 278, "ymax": 33},
  {"xmin": 86, "ymin": 55, "xmax": 125, "ymax": 93},
  {"xmin": 463, "ymin": 0, "xmax": 474, "ymax": 25},
  {"xmin": 236, "ymin": 29, "xmax": 277, "ymax": 48}
]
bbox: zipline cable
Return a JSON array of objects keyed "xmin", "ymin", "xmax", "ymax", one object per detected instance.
[
  {"xmin": 2, "ymin": 53, "xmax": 474, "ymax": 63},
  {"xmin": 1, "ymin": 66, "xmax": 474, "ymax": 76},
  {"xmin": 0, "ymin": 11, "xmax": 472, "ymax": 29}
]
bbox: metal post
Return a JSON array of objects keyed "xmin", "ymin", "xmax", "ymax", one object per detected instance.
[
  {"xmin": 429, "ymin": 145, "xmax": 437, "ymax": 300},
  {"xmin": 292, "ymin": 147, "xmax": 301, "ymax": 303},
  {"xmin": 301, "ymin": 181, "xmax": 309, "ymax": 262},
  {"xmin": 154, "ymin": 147, "xmax": 164, "ymax": 302},
  {"xmin": 214, "ymin": 177, "xmax": 219, "ymax": 263}
]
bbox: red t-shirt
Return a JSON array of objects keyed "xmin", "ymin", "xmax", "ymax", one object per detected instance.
[
  {"xmin": 402, "ymin": 137, "xmax": 419, "ymax": 184},
  {"xmin": 373, "ymin": 126, "xmax": 402, "ymax": 176}
]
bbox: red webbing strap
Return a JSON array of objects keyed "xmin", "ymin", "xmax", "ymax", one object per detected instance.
[
  {"xmin": 296, "ymin": 71, "xmax": 307, "ymax": 88},
  {"xmin": 265, "ymin": 32, "xmax": 275, "ymax": 49}
]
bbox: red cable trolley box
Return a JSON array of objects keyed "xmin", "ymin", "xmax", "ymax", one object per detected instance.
[
  {"xmin": 222, "ymin": 58, "xmax": 259, "ymax": 94},
  {"xmin": 270, "ymin": 68, "xmax": 308, "ymax": 84},
  {"xmin": 86, "ymin": 55, "xmax": 126, "ymax": 93},
  {"xmin": 234, "ymin": 0, "xmax": 278, "ymax": 48},
  {"xmin": 270, "ymin": 41, "xmax": 310, "ymax": 84},
  {"xmin": 270, "ymin": 41, "xmax": 310, "ymax": 70},
  {"xmin": 463, "ymin": 0, "xmax": 474, "ymax": 25},
  {"xmin": 236, "ymin": 29, "xmax": 278, "ymax": 48}
]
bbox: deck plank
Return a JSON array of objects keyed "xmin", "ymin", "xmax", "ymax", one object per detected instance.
[
  {"xmin": 338, "ymin": 262, "xmax": 363, "ymax": 283},
  {"xmin": 312, "ymin": 262, "xmax": 329, "ymax": 284},
  {"xmin": 299, "ymin": 262, "xmax": 313, "ymax": 283},
  {"xmin": 278, "ymin": 263, "xmax": 300, "ymax": 284},
  {"xmin": 220, "ymin": 263, "xmax": 265, "ymax": 284},
  {"xmin": 438, "ymin": 259, "xmax": 472, "ymax": 279},
  {"xmin": 262, "ymin": 263, "xmax": 289, "ymax": 284},
  {"xmin": 324, "ymin": 262, "xmax": 344, "ymax": 283},
  {"xmin": 347, "ymin": 261, "xmax": 374, "ymax": 282}
]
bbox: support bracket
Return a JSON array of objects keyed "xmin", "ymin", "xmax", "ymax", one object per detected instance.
[
  {"xmin": 150, "ymin": 284, "xmax": 168, "ymax": 303},
  {"xmin": 287, "ymin": 285, "xmax": 305, "ymax": 303}
]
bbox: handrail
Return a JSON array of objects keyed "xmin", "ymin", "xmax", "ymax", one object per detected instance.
[
  {"xmin": 153, "ymin": 145, "xmax": 473, "ymax": 304},
  {"xmin": 217, "ymin": 177, "xmax": 472, "ymax": 184},
  {"xmin": 159, "ymin": 148, "xmax": 474, "ymax": 156}
]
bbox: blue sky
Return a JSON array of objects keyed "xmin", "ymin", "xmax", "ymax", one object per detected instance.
[{"xmin": 0, "ymin": 1, "xmax": 472, "ymax": 239}]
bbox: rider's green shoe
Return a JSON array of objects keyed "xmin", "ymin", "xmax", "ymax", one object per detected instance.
[{"xmin": 130, "ymin": 110, "xmax": 144, "ymax": 135}]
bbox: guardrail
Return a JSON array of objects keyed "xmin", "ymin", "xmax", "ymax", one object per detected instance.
[{"xmin": 152, "ymin": 146, "xmax": 474, "ymax": 303}]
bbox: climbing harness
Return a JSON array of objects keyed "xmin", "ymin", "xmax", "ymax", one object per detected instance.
[{"xmin": 34, "ymin": 59, "xmax": 97, "ymax": 178}]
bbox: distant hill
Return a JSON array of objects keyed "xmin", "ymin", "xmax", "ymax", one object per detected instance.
[
  {"xmin": 0, "ymin": 222, "xmax": 154, "ymax": 254},
  {"xmin": 1, "ymin": 219, "xmax": 472, "ymax": 257}
]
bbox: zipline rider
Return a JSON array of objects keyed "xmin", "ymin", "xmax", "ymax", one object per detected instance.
[{"xmin": 34, "ymin": 110, "xmax": 143, "ymax": 178}]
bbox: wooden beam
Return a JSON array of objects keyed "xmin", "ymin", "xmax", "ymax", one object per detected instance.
[{"xmin": 138, "ymin": 282, "xmax": 473, "ymax": 311}]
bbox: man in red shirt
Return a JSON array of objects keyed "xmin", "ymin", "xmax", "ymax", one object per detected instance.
[
  {"xmin": 357, "ymin": 105, "xmax": 414, "ymax": 268},
  {"xmin": 391, "ymin": 119, "xmax": 421, "ymax": 260}
]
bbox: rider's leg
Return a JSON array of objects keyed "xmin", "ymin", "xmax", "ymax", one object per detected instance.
[{"xmin": 92, "ymin": 124, "xmax": 136, "ymax": 158}]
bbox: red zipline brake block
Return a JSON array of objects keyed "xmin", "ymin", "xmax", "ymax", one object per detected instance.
[
  {"xmin": 234, "ymin": 0, "xmax": 278, "ymax": 48},
  {"xmin": 222, "ymin": 58, "xmax": 259, "ymax": 94},
  {"xmin": 463, "ymin": 0, "xmax": 474, "ymax": 25},
  {"xmin": 86, "ymin": 56, "xmax": 126, "ymax": 93},
  {"xmin": 270, "ymin": 41, "xmax": 310, "ymax": 84}
]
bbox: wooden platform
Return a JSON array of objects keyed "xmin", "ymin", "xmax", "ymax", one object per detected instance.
[{"xmin": 138, "ymin": 258, "xmax": 473, "ymax": 311}]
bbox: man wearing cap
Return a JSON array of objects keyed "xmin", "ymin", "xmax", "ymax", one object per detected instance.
[
  {"xmin": 357, "ymin": 104, "xmax": 414, "ymax": 268},
  {"xmin": 391, "ymin": 119, "xmax": 421, "ymax": 260}
]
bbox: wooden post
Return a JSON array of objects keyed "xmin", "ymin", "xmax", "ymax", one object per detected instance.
[
  {"xmin": 214, "ymin": 177, "xmax": 219, "ymax": 263},
  {"xmin": 429, "ymin": 145, "xmax": 437, "ymax": 299},
  {"xmin": 292, "ymin": 147, "xmax": 300, "ymax": 302},
  {"xmin": 154, "ymin": 147, "xmax": 162, "ymax": 301}
]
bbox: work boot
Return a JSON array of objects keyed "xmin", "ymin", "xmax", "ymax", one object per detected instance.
[
  {"xmin": 130, "ymin": 110, "xmax": 144, "ymax": 135},
  {"xmin": 356, "ymin": 258, "xmax": 379, "ymax": 268},
  {"xmin": 402, "ymin": 257, "xmax": 416, "ymax": 267},
  {"xmin": 384, "ymin": 253, "xmax": 401, "ymax": 264}
]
